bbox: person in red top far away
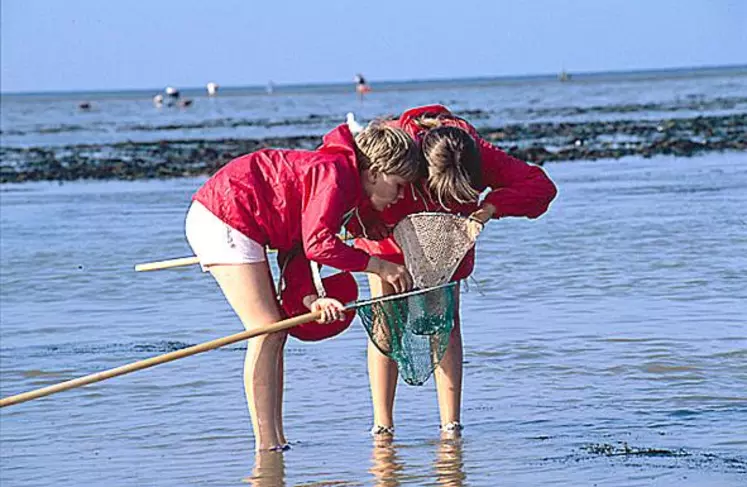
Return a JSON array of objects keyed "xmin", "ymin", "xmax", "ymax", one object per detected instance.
[
  {"xmin": 185, "ymin": 122, "xmax": 419, "ymax": 452},
  {"xmin": 353, "ymin": 105, "xmax": 558, "ymax": 437},
  {"xmin": 355, "ymin": 73, "xmax": 372, "ymax": 97}
]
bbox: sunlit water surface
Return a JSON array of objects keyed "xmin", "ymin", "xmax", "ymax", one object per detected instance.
[{"xmin": 1, "ymin": 150, "xmax": 745, "ymax": 486}]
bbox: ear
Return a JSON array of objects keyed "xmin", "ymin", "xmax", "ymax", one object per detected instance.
[{"xmin": 363, "ymin": 169, "xmax": 378, "ymax": 184}]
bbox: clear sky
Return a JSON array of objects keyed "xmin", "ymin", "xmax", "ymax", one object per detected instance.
[{"xmin": 1, "ymin": 0, "xmax": 745, "ymax": 93}]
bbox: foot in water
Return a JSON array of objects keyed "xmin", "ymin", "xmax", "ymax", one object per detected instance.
[
  {"xmin": 440, "ymin": 421, "xmax": 464, "ymax": 438},
  {"xmin": 370, "ymin": 425, "xmax": 395, "ymax": 437}
]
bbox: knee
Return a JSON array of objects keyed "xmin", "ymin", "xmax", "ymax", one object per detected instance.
[{"xmin": 248, "ymin": 330, "xmax": 288, "ymax": 351}]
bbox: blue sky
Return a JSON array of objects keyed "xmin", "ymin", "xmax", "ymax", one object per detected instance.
[{"xmin": 1, "ymin": 0, "xmax": 745, "ymax": 93}]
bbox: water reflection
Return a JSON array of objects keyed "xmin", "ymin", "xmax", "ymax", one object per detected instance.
[
  {"xmin": 434, "ymin": 437, "xmax": 466, "ymax": 487},
  {"xmin": 369, "ymin": 436, "xmax": 466, "ymax": 487},
  {"xmin": 243, "ymin": 450, "xmax": 286, "ymax": 486},
  {"xmin": 369, "ymin": 437, "xmax": 404, "ymax": 487}
]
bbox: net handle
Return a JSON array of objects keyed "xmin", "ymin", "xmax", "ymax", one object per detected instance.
[{"xmin": 347, "ymin": 281, "xmax": 456, "ymax": 309}]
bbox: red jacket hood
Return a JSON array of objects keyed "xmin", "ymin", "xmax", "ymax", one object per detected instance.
[
  {"xmin": 319, "ymin": 123, "xmax": 359, "ymax": 159},
  {"xmin": 319, "ymin": 124, "xmax": 368, "ymax": 210},
  {"xmin": 399, "ymin": 105, "xmax": 452, "ymax": 130}
]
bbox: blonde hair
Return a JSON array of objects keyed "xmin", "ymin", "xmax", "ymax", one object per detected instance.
[
  {"xmin": 412, "ymin": 113, "xmax": 444, "ymax": 130},
  {"xmin": 354, "ymin": 122, "xmax": 421, "ymax": 182},
  {"xmin": 421, "ymin": 125, "xmax": 482, "ymax": 206}
]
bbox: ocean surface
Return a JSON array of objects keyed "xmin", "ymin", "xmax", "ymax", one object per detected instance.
[
  {"xmin": 1, "ymin": 69, "xmax": 746, "ymax": 486},
  {"xmin": 2, "ymin": 66, "xmax": 746, "ymax": 150}
]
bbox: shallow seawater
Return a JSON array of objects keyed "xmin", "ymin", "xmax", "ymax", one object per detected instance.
[
  {"xmin": 1, "ymin": 151, "xmax": 745, "ymax": 485},
  {"xmin": 2, "ymin": 70, "xmax": 745, "ymax": 149}
]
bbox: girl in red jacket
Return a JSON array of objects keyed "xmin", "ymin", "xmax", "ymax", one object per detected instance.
[
  {"xmin": 354, "ymin": 105, "xmax": 558, "ymax": 437},
  {"xmin": 185, "ymin": 122, "xmax": 419, "ymax": 451}
]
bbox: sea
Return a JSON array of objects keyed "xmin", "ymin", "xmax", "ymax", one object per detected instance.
[{"xmin": 1, "ymin": 67, "xmax": 746, "ymax": 486}]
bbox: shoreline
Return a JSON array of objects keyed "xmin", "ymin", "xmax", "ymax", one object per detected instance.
[{"xmin": 1, "ymin": 113, "xmax": 745, "ymax": 184}]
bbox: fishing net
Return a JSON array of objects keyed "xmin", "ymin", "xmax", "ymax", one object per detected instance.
[
  {"xmin": 357, "ymin": 283, "xmax": 457, "ymax": 385},
  {"xmin": 357, "ymin": 213, "xmax": 481, "ymax": 385}
]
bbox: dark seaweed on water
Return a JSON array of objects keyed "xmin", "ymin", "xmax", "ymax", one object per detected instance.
[
  {"xmin": 541, "ymin": 441, "xmax": 747, "ymax": 475},
  {"xmin": 1, "ymin": 113, "xmax": 745, "ymax": 183}
]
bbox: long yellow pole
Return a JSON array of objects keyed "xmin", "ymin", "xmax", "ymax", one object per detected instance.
[
  {"xmin": 0, "ymin": 310, "xmax": 322, "ymax": 408},
  {"xmin": 0, "ymin": 282, "xmax": 453, "ymax": 409},
  {"xmin": 134, "ymin": 256, "xmax": 200, "ymax": 272}
]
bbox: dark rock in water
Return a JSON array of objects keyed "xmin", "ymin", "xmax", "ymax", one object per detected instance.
[
  {"xmin": 508, "ymin": 145, "xmax": 553, "ymax": 165},
  {"xmin": 455, "ymin": 108, "xmax": 490, "ymax": 120},
  {"xmin": 1, "ymin": 113, "xmax": 745, "ymax": 183}
]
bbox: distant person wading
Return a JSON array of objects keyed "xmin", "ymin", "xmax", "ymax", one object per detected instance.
[{"xmin": 355, "ymin": 73, "xmax": 371, "ymax": 97}]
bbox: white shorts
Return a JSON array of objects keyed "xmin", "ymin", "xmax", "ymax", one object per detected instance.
[{"xmin": 185, "ymin": 201, "xmax": 266, "ymax": 271}]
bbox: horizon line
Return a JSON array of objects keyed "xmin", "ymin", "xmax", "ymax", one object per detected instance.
[{"xmin": 2, "ymin": 62, "xmax": 746, "ymax": 97}]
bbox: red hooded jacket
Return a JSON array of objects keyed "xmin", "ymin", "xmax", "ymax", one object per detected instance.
[
  {"xmin": 194, "ymin": 124, "xmax": 372, "ymax": 300},
  {"xmin": 355, "ymin": 105, "xmax": 557, "ymax": 281}
]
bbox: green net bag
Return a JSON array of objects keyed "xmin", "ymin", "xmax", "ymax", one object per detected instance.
[
  {"xmin": 357, "ymin": 283, "xmax": 457, "ymax": 385},
  {"xmin": 357, "ymin": 213, "xmax": 481, "ymax": 386}
]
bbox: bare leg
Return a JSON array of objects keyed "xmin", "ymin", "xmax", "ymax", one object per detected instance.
[
  {"xmin": 264, "ymin": 264, "xmax": 287, "ymax": 446},
  {"xmin": 275, "ymin": 338, "xmax": 287, "ymax": 446},
  {"xmin": 434, "ymin": 284, "xmax": 463, "ymax": 428},
  {"xmin": 209, "ymin": 263, "xmax": 287, "ymax": 451},
  {"xmin": 367, "ymin": 274, "xmax": 399, "ymax": 431}
]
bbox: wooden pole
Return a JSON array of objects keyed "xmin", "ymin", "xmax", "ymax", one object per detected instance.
[
  {"xmin": 134, "ymin": 256, "xmax": 200, "ymax": 272},
  {"xmin": 0, "ymin": 282, "xmax": 453, "ymax": 408},
  {"xmin": 135, "ymin": 238, "xmax": 356, "ymax": 272},
  {"xmin": 0, "ymin": 310, "xmax": 322, "ymax": 408}
]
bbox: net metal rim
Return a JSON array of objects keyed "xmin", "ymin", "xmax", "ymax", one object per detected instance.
[{"xmin": 347, "ymin": 281, "xmax": 456, "ymax": 310}]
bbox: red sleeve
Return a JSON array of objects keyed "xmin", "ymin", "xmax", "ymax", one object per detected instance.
[
  {"xmin": 476, "ymin": 136, "xmax": 558, "ymax": 219},
  {"xmin": 277, "ymin": 250, "xmax": 316, "ymax": 305},
  {"xmin": 301, "ymin": 162, "xmax": 371, "ymax": 272}
]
